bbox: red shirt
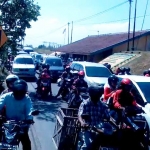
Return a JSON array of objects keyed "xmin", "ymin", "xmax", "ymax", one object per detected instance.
[
  {"xmin": 103, "ymin": 87, "xmax": 115, "ymax": 102},
  {"xmin": 113, "ymin": 89, "xmax": 137, "ymax": 109}
]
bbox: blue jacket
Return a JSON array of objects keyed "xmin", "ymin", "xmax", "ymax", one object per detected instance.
[{"xmin": 0, "ymin": 92, "xmax": 33, "ymax": 121}]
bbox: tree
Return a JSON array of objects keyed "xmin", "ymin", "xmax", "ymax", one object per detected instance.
[{"xmin": 0, "ymin": 0, "xmax": 40, "ymax": 54}]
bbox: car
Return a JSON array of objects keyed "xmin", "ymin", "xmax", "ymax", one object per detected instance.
[
  {"xmin": 42, "ymin": 56, "xmax": 64, "ymax": 81},
  {"xmin": 12, "ymin": 55, "xmax": 35, "ymax": 78},
  {"xmin": 70, "ymin": 61, "xmax": 112, "ymax": 87},
  {"xmin": 117, "ymin": 75, "xmax": 150, "ymax": 136}
]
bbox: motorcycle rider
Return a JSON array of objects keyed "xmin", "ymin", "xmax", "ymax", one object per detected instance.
[
  {"xmin": 0, "ymin": 79, "xmax": 33, "ymax": 150},
  {"xmin": 73, "ymin": 71, "xmax": 88, "ymax": 94},
  {"xmin": 125, "ymin": 67, "xmax": 131, "ymax": 75},
  {"xmin": 143, "ymin": 70, "xmax": 149, "ymax": 77},
  {"xmin": 55, "ymin": 66, "xmax": 73, "ymax": 98},
  {"xmin": 112, "ymin": 78, "xmax": 142, "ymax": 130},
  {"xmin": 103, "ymin": 75, "xmax": 119, "ymax": 102},
  {"xmin": 36, "ymin": 63, "xmax": 52, "ymax": 96},
  {"xmin": 78, "ymin": 86, "xmax": 110, "ymax": 150},
  {"xmin": 1, "ymin": 74, "xmax": 19, "ymax": 96}
]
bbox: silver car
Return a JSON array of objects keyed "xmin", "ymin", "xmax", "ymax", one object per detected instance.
[{"xmin": 12, "ymin": 54, "xmax": 35, "ymax": 78}]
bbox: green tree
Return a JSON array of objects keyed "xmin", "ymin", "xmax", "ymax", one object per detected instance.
[{"xmin": 0, "ymin": 0, "xmax": 40, "ymax": 55}]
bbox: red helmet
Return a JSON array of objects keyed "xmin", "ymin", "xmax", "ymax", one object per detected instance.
[
  {"xmin": 78, "ymin": 71, "xmax": 85, "ymax": 77},
  {"xmin": 121, "ymin": 78, "xmax": 132, "ymax": 91}
]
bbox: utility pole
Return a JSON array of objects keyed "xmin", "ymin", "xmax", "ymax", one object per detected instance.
[
  {"xmin": 68, "ymin": 22, "xmax": 70, "ymax": 44},
  {"xmin": 132, "ymin": 0, "xmax": 137, "ymax": 51},
  {"xmin": 127, "ymin": 0, "xmax": 132, "ymax": 51},
  {"xmin": 70, "ymin": 21, "xmax": 73, "ymax": 43}
]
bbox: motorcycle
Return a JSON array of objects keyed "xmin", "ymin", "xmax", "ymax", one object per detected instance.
[
  {"xmin": 0, "ymin": 110, "xmax": 39, "ymax": 150},
  {"xmin": 68, "ymin": 87, "xmax": 89, "ymax": 108},
  {"xmin": 36, "ymin": 75, "xmax": 51, "ymax": 99},
  {"xmin": 61, "ymin": 78, "xmax": 72, "ymax": 100}
]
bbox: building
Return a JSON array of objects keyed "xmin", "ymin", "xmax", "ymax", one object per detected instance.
[{"xmin": 55, "ymin": 30, "xmax": 150, "ymax": 62}]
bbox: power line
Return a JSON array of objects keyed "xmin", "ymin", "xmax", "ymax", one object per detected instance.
[
  {"xmin": 136, "ymin": 0, "xmax": 149, "ymax": 49},
  {"xmin": 74, "ymin": 1, "xmax": 128, "ymax": 23},
  {"xmin": 77, "ymin": 14, "xmax": 150, "ymax": 26}
]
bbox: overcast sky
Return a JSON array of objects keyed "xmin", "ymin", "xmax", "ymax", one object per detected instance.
[{"xmin": 24, "ymin": 0, "xmax": 150, "ymax": 47}]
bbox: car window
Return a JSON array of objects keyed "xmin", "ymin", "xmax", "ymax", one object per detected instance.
[
  {"xmin": 85, "ymin": 66, "xmax": 111, "ymax": 77},
  {"xmin": 14, "ymin": 58, "xmax": 33, "ymax": 64},
  {"xmin": 45, "ymin": 58, "xmax": 62, "ymax": 66},
  {"xmin": 136, "ymin": 82, "xmax": 150, "ymax": 104},
  {"xmin": 79, "ymin": 65, "xmax": 84, "ymax": 71},
  {"xmin": 35, "ymin": 54, "xmax": 42, "ymax": 60},
  {"xmin": 70, "ymin": 63, "xmax": 75, "ymax": 70},
  {"xmin": 74, "ymin": 64, "xmax": 80, "ymax": 71},
  {"xmin": 131, "ymin": 84, "xmax": 145, "ymax": 107}
]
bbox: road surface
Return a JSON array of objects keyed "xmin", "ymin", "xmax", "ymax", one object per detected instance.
[{"xmin": 25, "ymin": 78, "xmax": 67, "ymax": 150}]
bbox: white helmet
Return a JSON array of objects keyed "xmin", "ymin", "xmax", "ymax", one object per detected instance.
[{"xmin": 6, "ymin": 74, "xmax": 19, "ymax": 87}]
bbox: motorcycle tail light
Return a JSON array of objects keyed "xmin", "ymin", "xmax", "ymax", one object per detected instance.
[{"xmin": 42, "ymin": 87, "xmax": 45, "ymax": 90}]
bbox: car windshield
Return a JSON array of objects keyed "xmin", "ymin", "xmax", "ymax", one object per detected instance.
[
  {"xmin": 35, "ymin": 55, "xmax": 42, "ymax": 60},
  {"xmin": 85, "ymin": 66, "xmax": 111, "ymax": 77},
  {"xmin": 14, "ymin": 58, "xmax": 33, "ymax": 64},
  {"xmin": 136, "ymin": 82, "xmax": 150, "ymax": 103},
  {"xmin": 45, "ymin": 58, "xmax": 62, "ymax": 66}
]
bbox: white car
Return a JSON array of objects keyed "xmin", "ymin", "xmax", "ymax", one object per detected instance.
[
  {"xmin": 118, "ymin": 75, "xmax": 150, "ymax": 133},
  {"xmin": 70, "ymin": 61, "xmax": 112, "ymax": 87},
  {"xmin": 12, "ymin": 55, "xmax": 35, "ymax": 78}
]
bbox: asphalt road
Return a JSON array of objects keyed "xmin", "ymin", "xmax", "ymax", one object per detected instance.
[{"xmin": 19, "ymin": 78, "xmax": 67, "ymax": 150}]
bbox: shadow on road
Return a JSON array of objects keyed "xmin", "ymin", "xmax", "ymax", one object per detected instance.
[{"xmin": 29, "ymin": 93, "xmax": 67, "ymax": 122}]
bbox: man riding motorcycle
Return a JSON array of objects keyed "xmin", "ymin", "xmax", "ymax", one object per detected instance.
[
  {"xmin": 125, "ymin": 67, "xmax": 131, "ymax": 75},
  {"xmin": 37, "ymin": 64, "xmax": 52, "ymax": 96},
  {"xmin": 1, "ymin": 74, "xmax": 19, "ymax": 96},
  {"xmin": 55, "ymin": 66, "xmax": 73, "ymax": 98},
  {"xmin": 112, "ymin": 78, "xmax": 142, "ymax": 130},
  {"xmin": 103, "ymin": 75, "xmax": 119, "ymax": 102},
  {"xmin": 0, "ymin": 79, "xmax": 33, "ymax": 150},
  {"xmin": 78, "ymin": 86, "xmax": 110, "ymax": 150}
]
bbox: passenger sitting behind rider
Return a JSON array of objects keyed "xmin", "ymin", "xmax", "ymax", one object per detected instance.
[
  {"xmin": 1, "ymin": 75, "xmax": 19, "ymax": 96},
  {"xmin": 103, "ymin": 75, "xmax": 119, "ymax": 102},
  {"xmin": 78, "ymin": 87, "xmax": 109, "ymax": 150},
  {"xmin": 112, "ymin": 78, "xmax": 142, "ymax": 130},
  {"xmin": 55, "ymin": 66, "xmax": 73, "ymax": 98},
  {"xmin": 0, "ymin": 79, "xmax": 33, "ymax": 150},
  {"xmin": 73, "ymin": 71, "xmax": 88, "ymax": 94}
]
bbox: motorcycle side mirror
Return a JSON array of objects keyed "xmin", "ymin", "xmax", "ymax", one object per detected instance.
[{"xmin": 31, "ymin": 110, "xmax": 40, "ymax": 116}]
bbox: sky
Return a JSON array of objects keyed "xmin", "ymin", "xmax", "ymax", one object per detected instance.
[{"xmin": 24, "ymin": 0, "xmax": 150, "ymax": 48}]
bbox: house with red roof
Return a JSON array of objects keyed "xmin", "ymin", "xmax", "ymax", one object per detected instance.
[{"xmin": 55, "ymin": 30, "xmax": 150, "ymax": 62}]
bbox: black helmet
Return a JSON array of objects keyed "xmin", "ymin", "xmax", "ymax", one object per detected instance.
[
  {"xmin": 108, "ymin": 75, "xmax": 119, "ymax": 87},
  {"xmin": 88, "ymin": 86, "xmax": 103, "ymax": 101},
  {"xmin": 119, "ymin": 67, "xmax": 125, "ymax": 73},
  {"xmin": 106, "ymin": 63, "xmax": 111, "ymax": 69},
  {"xmin": 143, "ymin": 70, "xmax": 149, "ymax": 76},
  {"xmin": 125, "ymin": 67, "xmax": 131, "ymax": 72},
  {"xmin": 12, "ymin": 79, "xmax": 28, "ymax": 100},
  {"xmin": 6, "ymin": 75, "xmax": 19, "ymax": 89}
]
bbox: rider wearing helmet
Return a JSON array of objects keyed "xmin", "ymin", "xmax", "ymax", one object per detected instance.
[
  {"xmin": 118, "ymin": 67, "xmax": 125, "ymax": 75},
  {"xmin": 1, "ymin": 74, "xmax": 19, "ymax": 95},
  {"xmin": 73, "ymin": 71, "xmax": 88, "ymax": 93},
  {"xmin": 105, "ymin": 63, "xmax": 114, "ymax": 74},
  {"xmin": 0, "ymin": 79, "xmax": 33, "ymax": 150},
  {"xmin": 143, "ymin": 70, "xmax": 149, "ymax": 76},
  {"xmin": 55, "ymin": 66, "xmax": 73, "ymax": 98},
  {"xmin": 113, "ymin": 78, "xmax": 138, "ymax": 109},
  {"xmin": 103, "ymin": 75, "xmax": 119, "ymax": 102},
  {"xmin": 37, "ymin": 63, "xmax": 52, "ymax": 96},
  {"xmin": 125, "ymin": 67, "xmax": 131, "ymax": 75}
]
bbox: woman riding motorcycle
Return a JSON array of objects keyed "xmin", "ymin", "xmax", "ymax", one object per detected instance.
[
  {"xmin": 1, "ymin": 74, "xmax": 19, "ymax": 96},
  {"xmin": 103, "ymin": 75, "xmax": 119, "ymax": 102}
]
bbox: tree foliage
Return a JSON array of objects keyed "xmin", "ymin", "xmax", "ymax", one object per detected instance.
[{"xmin": 0, "ymin": 0, "xmax": 40, "ymax": 54}]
